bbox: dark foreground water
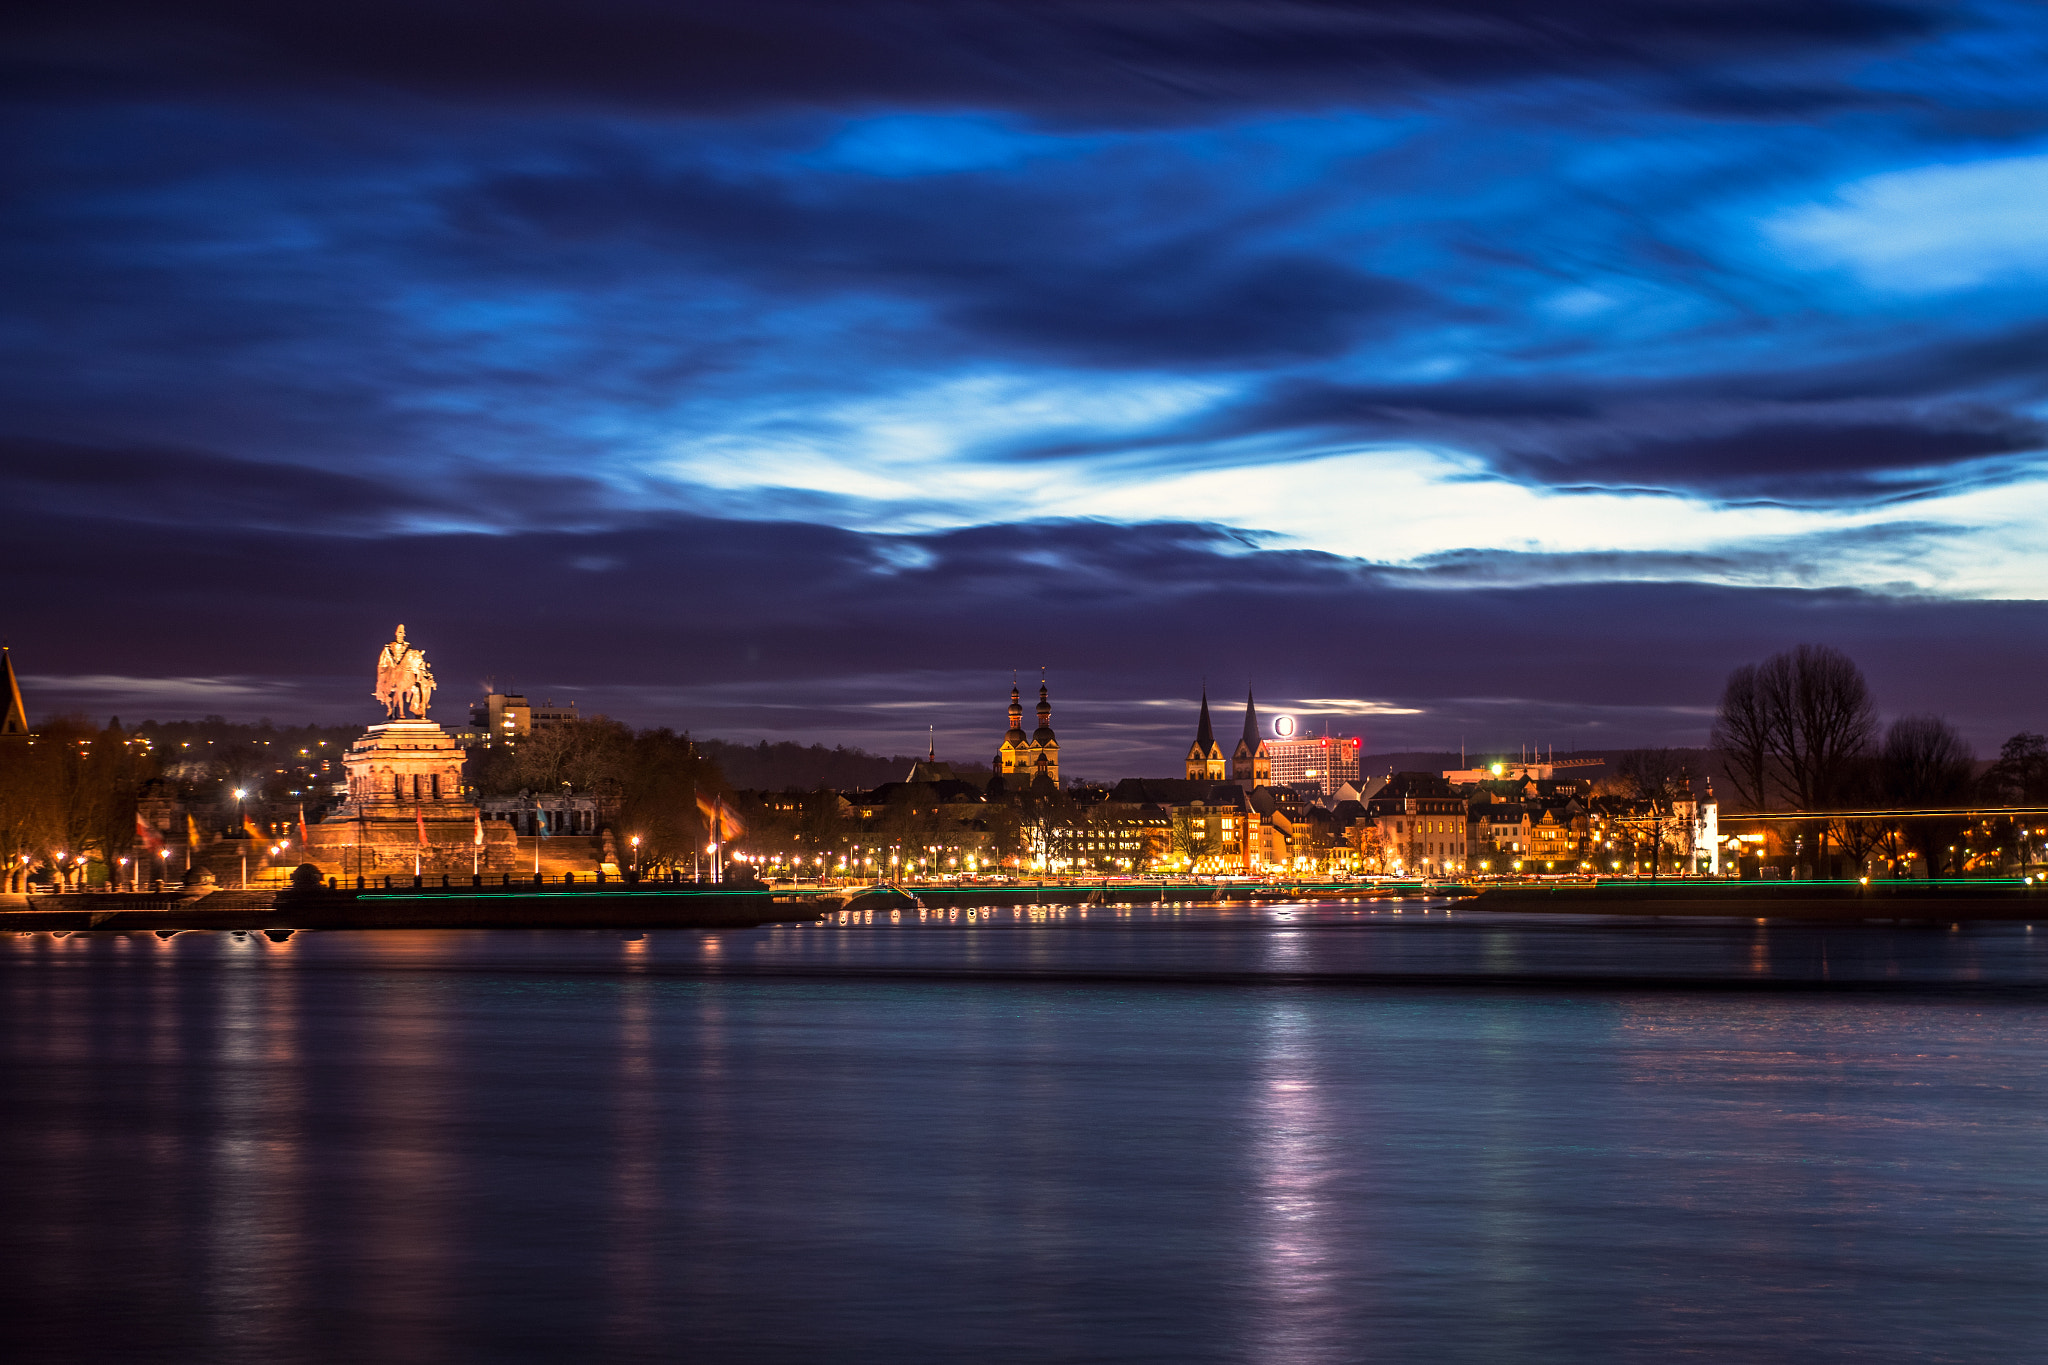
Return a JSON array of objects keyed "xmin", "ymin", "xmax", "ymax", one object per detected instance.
[{"xmin": 5, "ymin": 903, "xmax": 2048, "ymax": 1364}]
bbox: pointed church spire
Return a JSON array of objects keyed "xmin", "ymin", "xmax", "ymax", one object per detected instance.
[
  {"xmin": 0, "ymin": 646, "xmax": 28, "ymax": 737},
  {"xmin": 1240, "ymin": 686, "xmax": 1260, "ymax": 756},
  {"xmin": 1194, "ymin": 686, "xmax": 1215, "ymax": 753}
]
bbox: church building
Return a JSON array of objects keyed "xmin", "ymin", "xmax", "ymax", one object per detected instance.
[
  {"xmin": 995, "ymin": 676, "xmax": 1060, "ymax": 787},
  {"xmin": 1186, "ymin": 686, "xmax": 1269, "ymax": 788}
]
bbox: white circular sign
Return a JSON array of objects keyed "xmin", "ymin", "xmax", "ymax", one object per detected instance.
[{"xmin": 1273, "ymin": 714, "xmax": 1297, "ymax": 738}]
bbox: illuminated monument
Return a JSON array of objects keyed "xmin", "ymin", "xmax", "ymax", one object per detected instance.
[{"xmin": 302, "ymin": 625, "xmax": 515, "ymax": 878}]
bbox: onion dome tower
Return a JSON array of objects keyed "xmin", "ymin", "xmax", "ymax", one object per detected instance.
[
  {"xmin": 1030, "ymin": 675, "xmax": 1059, "ymax": 786},
  {"xmin": 995, "ymin": 679, "xmax": 1030, "ymax": 779}
]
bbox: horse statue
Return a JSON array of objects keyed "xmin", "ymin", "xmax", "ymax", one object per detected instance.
[{"xmin": 374, "ymin": 624, "xmax": 435, "ymax": 719}]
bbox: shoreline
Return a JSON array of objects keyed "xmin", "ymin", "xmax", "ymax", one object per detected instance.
[{"xmin": 4, "ymin": 876, "xmax": 2045, "ymax": 929}]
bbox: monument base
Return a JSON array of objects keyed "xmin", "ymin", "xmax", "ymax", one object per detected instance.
[
  {"xmin": 302, "ymin": 719, "xmax": 515, "ymax": 877},
  {"xmin": 299, "ymin": 717, "xmax": 613, "ymax": 879},
  {"xmin": 301, "ymin": 815, "xmax": 522, "ymax": 879}
]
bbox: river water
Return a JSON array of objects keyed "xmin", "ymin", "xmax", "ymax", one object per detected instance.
[{"xmin": 5, "ymin": 902, "xmax": 2047, "ymax": 1363}]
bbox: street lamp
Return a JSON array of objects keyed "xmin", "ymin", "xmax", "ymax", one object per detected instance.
[{"xmin": 629, "ymin": 834, "xmax": 640, "ymax": 876}]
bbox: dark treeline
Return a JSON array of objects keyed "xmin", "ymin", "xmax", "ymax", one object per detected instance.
[
  {"xmin": 465, "ymin": 719, "xmax": 727, "ymax": 873},
  {"xmin": 1713, "ymin": 644, "xmax": 2048, "ymax": 875},
  {"xmin": 0, "ymin": 717, "xmax": 149, "ymax": 887},
  {"xmin": 466, "ymin": 723, "xmax": 1001, "ymax": 873},
  {"xmin": 0, "ymin": 715, "xmax": 360, "ymax": 886},
  {"xmin": 696, "ymin": 738, "xmax": 988, "ymax": 791}
]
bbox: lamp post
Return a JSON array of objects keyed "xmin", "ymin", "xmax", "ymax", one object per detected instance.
[
  {"xmin": 630, "ymin": 835, "xmax": 640, "ymax": 878},
  {"xmin": 234, "ymin": 787, "xmax": 247, "ymax": 887}
]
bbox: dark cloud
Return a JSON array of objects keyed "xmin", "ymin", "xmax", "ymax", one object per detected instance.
[
  {"xmin": 452, "ymin": 156, "xmax": 1424, "ymax": 365},
  {"xmin": 0, "ymin": 437, "xmax": 625, "ymax": 533},
  {"xmin": 0, "ymin": 437, "xmax": 432, "ymax": 532},
  {"xmin": 1392, "ymin": 522, "xmax": 1967, "ymax": 589},
  {"xmin": 3, "ymin": 1, "xmax": 1937, "ymax": 120},
  {"xmin": 1065, "ymin": 373, "xmax": 2048, "ymax": 506},
  {"xmin": 1496, "ymin": 415, "xmax": 2048, "ymax": 506}
]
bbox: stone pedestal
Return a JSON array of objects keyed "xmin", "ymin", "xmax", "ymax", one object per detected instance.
[
  {"xmin": 338, "ymin": 720, "xmax": 468, "ymax": 815},
  {"xmin": 302, "ymin": 721, "xmax": 520, "ymax": 877}
]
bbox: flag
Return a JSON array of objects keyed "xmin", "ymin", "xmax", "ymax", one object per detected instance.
[
  {"xmin": 134, "ymin": 811, "xmax": 163, "ymax": 852},
  {"xmin": 474, "ymin": 810, "xmax": 485, "ymax": 847},
  {"xmin": 696, "ymin": 793, "xmax": 747, "ymax": 842},
  {"xmin": 299, "ymin": 805, "xmax": 310, "ymax": 846},
  {"xmin": 243, "ymin": 815, "xmax": 265, "ymax": 843},
  {"xmin": 536, "ymin": 808, "xmax": 550, "ymax": 839},
  {"xmin": 186, "ymin": 813, "xmax": 201, "ymax": 846},
  {"xmin": 415, "ymin": 806, "xmax": 428, "ymax": 846}
]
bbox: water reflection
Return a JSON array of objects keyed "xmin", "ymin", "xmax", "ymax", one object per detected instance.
[
  {"xmin": 356, "ymin": 936, "xmax": 454, "ymax": 1362},
  {"xmin": 1249, "ymin": 1001, "xmax": 1346, "ymax": 1363},
  {"xmin": 205, "ymin": 930, "xmax": 306, "ymax": 1358},
  {"xmin": 605, "ymin": 937, "xmax": 659, "ymax": 1353}
]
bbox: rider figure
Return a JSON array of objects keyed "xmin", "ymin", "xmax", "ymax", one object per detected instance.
[{"xmin": 374, "ymin": 625, "xmax": 432, "ymax": 719}]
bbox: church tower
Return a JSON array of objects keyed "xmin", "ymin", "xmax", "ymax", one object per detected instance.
[
  {"xmin": 1, "ymin": 646, "xmax": 29, "ymax": 737},
  {"xmin": 1185, "ymin": 687, "xmax": 1226, "ymax": 781},
  {"xmin": 1232, "ymin": 687, "xmax": 1271, "ymax": 787},
  {"xmin": 995, "ymin": 674, "xmax": 1059, "ymax": 787},
  {"xmin": 995, "ymin": 680, "xmax": 1029, "ymax": 778},
  {"xmin": 1030, "ymin": 676, "xmax": 1059, "ymax": 786}
]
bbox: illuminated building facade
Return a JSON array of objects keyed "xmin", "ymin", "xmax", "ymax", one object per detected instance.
[
  {"xmin": 471, "ymin": 690, "xmax": 580, "ymax": 739},
  {"xmin": 1266, "ymin": 735, "xmax": 1360, "ymax": 796},
  {"xmin": 995, "ymin": 677, "xmax": 1059, "ymax": 787},
  {"xmin": 1365, "ymin": 773, "xmax": 1470, "ymax": 876}
]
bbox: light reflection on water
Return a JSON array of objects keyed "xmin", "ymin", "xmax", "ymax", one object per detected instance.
[{"xmin": 3, "ymin": 909, "xmax": 2047, "ymax": 1364}]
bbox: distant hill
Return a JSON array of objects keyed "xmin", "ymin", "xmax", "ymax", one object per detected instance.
[
  {"xmin": 1363, "ymin": 748, "xmax": 1727, "ymax": 788},
  {"xmin": 701, "ymin": 738, "xmax": 991, "ymax": 792}
]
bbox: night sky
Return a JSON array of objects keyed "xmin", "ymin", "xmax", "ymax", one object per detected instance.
[{"xmin": 6, "ymin": 1, "xmax": 2047, "ymax": 776}]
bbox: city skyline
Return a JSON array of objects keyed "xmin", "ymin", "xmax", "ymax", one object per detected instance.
[{"xmin": 7, "ymin": 3, "xmax": 2048, "ymax": 768}]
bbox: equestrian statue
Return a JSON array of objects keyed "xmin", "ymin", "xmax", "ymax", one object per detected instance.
[{"xmin": 374, "ymin": 624, "xmax": 437, "ymax": 720}]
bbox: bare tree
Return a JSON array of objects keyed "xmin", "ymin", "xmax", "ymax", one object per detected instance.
[
  {"xmin": 1986, "ymin": 733, "xmax": 2048, "ymax": 874},
  {"xmin": 1715, "ymin": 646, "xmax": 1876, "ymax": 872},
  {"xmin": 1711, "ymin": 664, "xmax": 1775, "ymax": 813},
  {"xmin": 1614, "ymin": 748, "xmax": 1681, "ymax": 877},
  {"xmin": 1759, "ymin": 645, "xmax": 1876, "ymax": 812},
  {"xmin": 1347, "ymin": 821, "xmax": 1388, "ymax": 875},
  {"xmin": 1987, "ymin": 732, "xmax": 2048, "ymax": 806},
  {"xmin": 1877, "ymin": 715, "xmax": 1974, "ymax": 876}
]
